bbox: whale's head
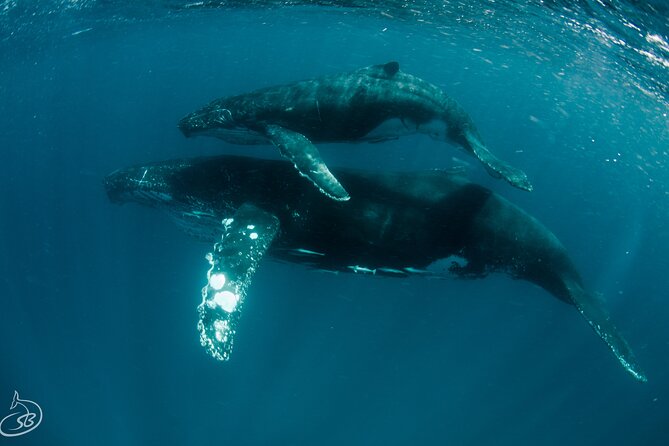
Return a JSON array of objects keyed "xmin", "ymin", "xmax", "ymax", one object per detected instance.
[
  {"xmin": 178, "ymin": 102, "xmax": 237, "ymax": 138},
  {"xmin": 104, "ymin": 158, "xmax": 231, "ymax": 241},
  {"xmin": 178, "ymin": 102, "xmax": 269, "ymax": 145},
  {"xmin": 104, "ymin": 162, "xmax": 179, "ymax": 207}
]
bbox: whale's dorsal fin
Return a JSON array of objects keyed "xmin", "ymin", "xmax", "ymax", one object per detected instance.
[
  {"xmin": 383, "ymin": 61, "xmax": 400, "ymax": 76},
  {"xmin": 260, "ymin": 124, "xmax": 350, "ymax": 201},
  {"xmin": 198, "ymin": 203, "xmax": 280, "ymax": 361},
  {"xmin": 365, "ymin": 62, "xmax": 400, "ymax": 79}
]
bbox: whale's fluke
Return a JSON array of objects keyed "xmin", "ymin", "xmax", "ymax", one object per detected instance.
[
  {"xmin": 464, "ymin": 131, "xmax": 533, "ymax": 192},
  {"xmin": 566, "ymin": 280, "xmax": 647, "ymax": 382}
]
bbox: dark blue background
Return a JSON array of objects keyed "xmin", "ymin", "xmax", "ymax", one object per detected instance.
[{"xmin": 1, "ymin": 6, "xmax": 668, "ymax": 445}]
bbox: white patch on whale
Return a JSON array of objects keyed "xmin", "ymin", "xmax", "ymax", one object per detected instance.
[
  {"xmin": 208, "ymin": 273, "xmax": 227, "ymax": 290},
  {"xmin": 377, "ymin": 267, "xmax": 407, "ymax": 276},
  {"xmin": 362, "ymin": 118, "xmax": 413, "ymax": 141},
  {"xmin": 212, "ymin": 290, "xmax": 239, "ymax": 313},
  {"xmin": 213, "ymin": 319, "xmax": 230, "ymax": 343},
  {"xmin": 290, "ymin": 248, "xmax": 326, "ymax": 257},
  {"xmin": 425, "ymin": 255, "xmax": 469, "ymax": 275},
  {"xmin": 348, "ymin": 265, "xmax": 376, "ymax": 274}
]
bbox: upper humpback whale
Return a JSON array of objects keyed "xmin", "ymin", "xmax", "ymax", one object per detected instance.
[
  {"xmin": 105, "ymin": 155, "xmax": 644, "ymax": 382},
  {"xmin": 178, "ymin": 62, "xmax": 532, "ymax": 201}
]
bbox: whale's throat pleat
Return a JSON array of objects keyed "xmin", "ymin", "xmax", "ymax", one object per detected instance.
[{"xmin": 203, "ymin": 127, "xmax": 270, "ymax": 145}]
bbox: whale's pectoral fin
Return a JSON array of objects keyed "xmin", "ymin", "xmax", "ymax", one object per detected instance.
[
  {"xmin": 261, "ymin": 124, "xmax": 350, "ymax": 201},
  {"xmin": 197, "ymin": 203, "xmax": 280, "ymax": 361},
  {"xmin": 566, "ymin": 280, "xmax": 647, "ymax": 382},
  {"xmin": 464, "ymin": 131, "xmax": 533, "ymax": 192}
]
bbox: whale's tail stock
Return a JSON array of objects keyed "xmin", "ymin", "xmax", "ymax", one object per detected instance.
[{"xmin": 481, "ymin": 192, "xmax": 647, "ymax": 382}]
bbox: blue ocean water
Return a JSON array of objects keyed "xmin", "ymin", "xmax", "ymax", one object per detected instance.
[{"xmin": 1, "ymin": 1, "xmax": 668, "ymax": 444}]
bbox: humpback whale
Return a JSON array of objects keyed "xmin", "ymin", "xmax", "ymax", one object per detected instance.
[
  {"xmin": 105, "ymin": 155, "xmax": 645, "ymax": 382},
  {"xmin": 178, "ymin": 62, "xmax": 532, "ymax": 201}
]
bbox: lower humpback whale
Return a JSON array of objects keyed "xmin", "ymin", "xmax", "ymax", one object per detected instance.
[
  {"xmin": 105, "ymin": 155, "xmax": 645, "ymax": 382},
  {"xmin": 178, "ymin": 62, "xmax": 532, "ymax": 201}
]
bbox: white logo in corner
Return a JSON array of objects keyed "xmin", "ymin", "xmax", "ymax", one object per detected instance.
[{"xmin": 0, "ymin": 391, "xmax": 42, "ymax": 437}]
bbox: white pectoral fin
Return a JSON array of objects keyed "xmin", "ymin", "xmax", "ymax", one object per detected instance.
[
  {"xmin": 464, "ymin": 130, "xmax": 533, "ymax": 192},
  {"xmin": 262, "ymin": 124, "xmax": 350, "ymax": 201},
  {"xmin": 198, "ymin": 203, "xmax": 280, "ymax": 361},
  {"xmin": 567, "ymin": 281, "xmax": 647, "ymax": 382}
]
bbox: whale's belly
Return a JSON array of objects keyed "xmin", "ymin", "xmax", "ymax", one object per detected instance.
[{"xmin": 360, "ymin": 118, "xmax": 446, "ymax": 142}]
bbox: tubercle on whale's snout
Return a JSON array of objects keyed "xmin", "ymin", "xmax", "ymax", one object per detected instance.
[
  {"xmin": 177, "ymin": 116, "xmax": 195, "ymax": 137},
  {"xmin": 178, "ymin": 103, "xmax": 235, "ymax": 138},
  {"xmin": 103, "ymin": 174, "xmax": 126, "ymax": 204}
]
